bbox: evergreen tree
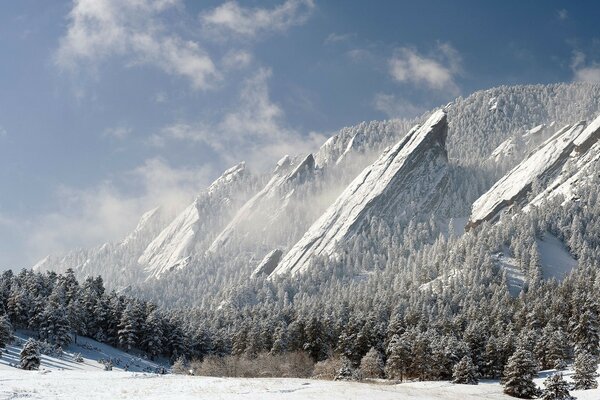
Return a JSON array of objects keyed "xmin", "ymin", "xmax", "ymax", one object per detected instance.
[
  {"xmin": 503, "ymin": 348, "xmax": 539, "ymax": 398},
  {"xmin": 303, "ymin": 316, "xmax": 328, "ymax": 362},
  {"xmin": 385, "ymin": 333, "xmax": 411, "ymax": 380},
  {"xmin": 0, "ymin": 314, "xmax": 13, "ymax": 349},
  {"xmin": 540, "ymin": 374, "xmax": 574, "ymax": 400},
  {"xmin": 570, "ymin": 306, "xmax": 600, "ymax": 358},
  {"xmin": 452, "ymin": 355, "xmax": 478, "ymax": 385},
  {"xmin": 572, "ymin": 350, "xmax": 598, "ymax": 390},
  {"xmin": 143, "ymin": 310, "xmax": 164, "ymax": 360},
  {"xmin": 20, "ymin": 339, "xmax": 41, "ymax": 370},
  {"xmin": 118, "ymin": 303, "xmax": 139, "ymax": 351}
]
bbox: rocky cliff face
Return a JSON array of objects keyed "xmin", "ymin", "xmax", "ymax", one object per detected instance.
[
  {"xmin": 207, "ymin": 154, "xmax": 317, "ymax": 254},
  {"xmin": 271, "ymin": 110, "xmax": 449, "ymax": 277},
  {"xmin": 468, "ymin": 114, "xmax": 600, "ymax": 229},
  {"xmin": 138, "ymin": 163, "xmax": 252, "ymax": 279}
]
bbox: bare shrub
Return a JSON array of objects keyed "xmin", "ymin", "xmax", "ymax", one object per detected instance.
[
  {"xmin": 312, "ymin": 355, "xmax": 344, "ymax": 380},
  {"xmin": 191, "ymin": 352, "xmax": 314, "ymax": 378},
  {"xmin": 360, "ymin": 347, "xmax": 384, "ymax": 379}
]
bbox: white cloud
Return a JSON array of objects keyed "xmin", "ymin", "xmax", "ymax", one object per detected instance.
[
  {"xmin": 0, "ymin": 126, "xmax": 6, "ymax": 138},
  {"xmin": 56, "ymin": 0, "xmax": 219, "ymax": 90},
  {"xmin": 373, "ymin": 93, "xmax": 425, "ymax": 118},
  {"xmin": 24, "ymin": 158, "xmax": 214, "ymax": 262},
  {"xmin": 388, "ymin": 44, "xmax": 461, "ymax": 93},
  {"xmin": 103, "ymin": 125, "xmax": 132, "ymax": 139},
  {"xmin": 571, "ymin": 51, "xmax": 600, "ymax": 83},
  {"xmin": 222, "ymin": 49, "xmax": 253, "ymax": 70},
  {"xmin": 324, "ymin": 32, "xmax": 356, "ymax": 45},
  {"xmin": 153, "ymin": 68, "xmax": 326, "ymax": 169},
  {"xmin": 557, "ymin": 9, "xmax": 568, "ymax": 21},
  {"xmin": 201, "ymin": 0, "xmax": 315, "ymax": 39}
]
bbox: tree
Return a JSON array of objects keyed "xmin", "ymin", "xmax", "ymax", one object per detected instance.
[
  {"xmin": 335, "ymin": 357, "xmax": 359, "ymax": 381},
  {"xmin": 385, "ymin": 333, "xmax": 411, "ymax": 380},
  {"xmin": 20, "ymin": 339, "xmax": 41, "ymax": 370},
  {"xmin": 570, "ymin": 307, "xmax": 600, "ymax": 358},
  {"xmin": 143, "ymin": 310, "xmax": 164, "ymax": 360},
  {"xmin": 360, "ymin": 347, "xmax": 384, "ymax": 379},
  {"xmin": 0, "ymin": 315, "xmax": 13, "ymax": 349},
  {"xmin": 452, "ymin": 355, "xmax": 478, "ymax": 385},
  {"xmin": 540, "ymin": 374, "xmax": 574, "ymax": 400},
  {"xmin": 503, "ymin": 348, "xmax": 539, "ymax": 398},
  {"xmin": 572, "ymin": 350, "xmax": 598, "ymax": 390},
  {"xmin": 118, "ymin": 303, "xmax": 139, "ymax": 351}
]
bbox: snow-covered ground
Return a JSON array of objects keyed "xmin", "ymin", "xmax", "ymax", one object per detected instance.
[
  {"xmin": 1, "ymin": 371, "xmax": 600, "ymax": 400},
  {"xmin": 0, "ymin": 332, "xmax": 166, "ymax": 373},
  {"xmin": 1, "ymin": 332, "xmax": 599, "ymax": 399}
]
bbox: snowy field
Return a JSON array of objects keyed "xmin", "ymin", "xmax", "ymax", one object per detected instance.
[
  {"xmin": 2, "ymin": 371, "xmax": 600, "ymax": 400},
  {"xmin": 1, "ymin": 333, "xmax": 599, "ymax": 399}
]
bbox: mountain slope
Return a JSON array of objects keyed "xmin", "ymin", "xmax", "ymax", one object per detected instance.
[
  {"xmin": 207, "ymin": 154, "xmax": 317, "ymax": 254},
  {"xmin": 139, "ymin": 162, "xmax": 252, "ymax": 279},
  {"xmin": 467, "ymin": 122, "xmax": 587, "ymax": 229},
  {"xmin": 271, "ymin": 110, "xmax": 449, "ymax": 277}
]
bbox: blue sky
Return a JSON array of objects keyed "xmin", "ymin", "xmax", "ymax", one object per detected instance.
[{"xmin": 0, "ymin": 0, "xmax": 599, "ymax": 268}]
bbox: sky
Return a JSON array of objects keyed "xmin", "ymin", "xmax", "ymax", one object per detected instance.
[{"xmin": 0, "ymin": 0, "xmax": 599, "ymax": 268}]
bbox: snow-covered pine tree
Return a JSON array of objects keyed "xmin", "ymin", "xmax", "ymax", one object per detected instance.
[
  {"xmin": 503, "ymin": 348, "xmax": 539, "ymax": 398},
  {"xmin": 0, "ymin": 314, "xmax": 13, "ymax": 349},
  {"xmin": 20, "ymin": 338, "xmax": 41, "ymax": 370},
  {"xmin": 335, "ymin": 357, "xmax": 359, "ymax": 381},
  {"xmin": 385, "ymin": 333, "xmax": 410, "ymax": 380},
  {"xmin": 118, "ymin": 303, "xmax": 139, "ymax": 351},
  {"xmin": 452, "ymin": 355, "xmax": 478, "ymax": 385},
  {"xmin": 540, "ymin": 373, "xmax": 574, "ymax": 400},
  {"xmin": 570, "ymin": 305, "xmax": 600, "ymax": 358},
  {"xmin": 572, "ymin": 350, "xmax": 599, "ymax": 390},
  {"xmin": 143, "ymin": 310, "xmax": 164, "ymax": 360}
]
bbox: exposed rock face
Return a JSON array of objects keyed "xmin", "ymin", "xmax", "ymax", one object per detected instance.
[
  {"xmin": 526, "ymin": 115, "xmax": 600, "ymax": 208},
  {"xmin": 271, "ymin": 110, "xmax": 449, "ymax": 277},
  {"xmin": 207, "ymin": 154, "xmax": 316, "ymax": 254},
  {"xmin": 467, "ymin": 122, "xmax": 586, "ymax": 229},
  {"xmin": 139, "ymin": 163, "xmax": 250, "ymax": 279},
  {"xmin": 251, "ymin": 249, "xmax": 283, "ymax": 278}
]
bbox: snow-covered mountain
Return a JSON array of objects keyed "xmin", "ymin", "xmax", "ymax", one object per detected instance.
[
  {"xmin": 32, "ymin": 83, "xmax": 600, "ymax": 297},
  {"xmin": 208, "ymin": 154, "xmax": 317, "ymax": 255},
  {"xmin": 271, "ymin": 110, "xmax": 449, "ymax": 276},
  {"xmin": 32, "ymin": 205, "xmax": 171, "ymax": 284},
  {"xmin": 468, "ymin": 114, "xmax": 600, "ymax": 229},
  {"xmin": 139, "ymin": 162, "xmax": 253, "ymax": 279}
]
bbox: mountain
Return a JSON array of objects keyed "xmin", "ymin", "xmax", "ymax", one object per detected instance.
[
  {"xmin": 32, "ymin": 83, "xmax": 600, "ymax": 298},
  {"xmin": 32, "ymin": 205, "xmax": 170, "ymax": 285},
  {"xmin": 138, "ymin": 162, "xmax": 253, "ymax": 279},
  {"xmin": 208, "ymin": 154, "xmax": 317, "ymax": 255},
  {"xmin": 468, "ymin": 113, "xmax": 600, "ymax": 229},
  {"xmin": 271, "ymin": 110, "xmax": 449, "ymax": 277}
]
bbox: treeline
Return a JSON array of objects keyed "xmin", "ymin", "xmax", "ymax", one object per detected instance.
[{"xmin": 0, "ymin": 269, "xmax": 189, "ymax": 361}]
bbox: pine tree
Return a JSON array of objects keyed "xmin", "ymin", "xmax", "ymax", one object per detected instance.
[
  {"xmin": 118, "ymin": 304, "xmax": 139, "ymax": 351},
  {"xmin": 452, "ymin": 355, "xmax": 478, "ymax": 385},
  {"xmin": 20, "ymin": 339, "xmax": 41, "ymax": 370},
  {"xmin": 143, "ymin": 310, "xmax": 164, "ymax": 360},
  {"xmin": 503, "ymin": 348, "xmax": 539, "ymax": 398},
  {"xmin": 572, "ymin": 350, "xmax": 598, "ymax": 390},
  {"xmin": 385, "ymin": 333, "xmax": 411, "ymax": 380},
  {"xmin": 570, "ymin": 306, "xmax": 600, "ymax": 358},
  {"xmin": 0, "ymin": 314, "xmax": 13, "ymax": 349},
  {"xmin": 540, "ymin": 374, "xmax": 574, "ymax": 400},
  {"xmin": 335, "ymin": 357, "xmax": 358, "ymax": 381}
]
